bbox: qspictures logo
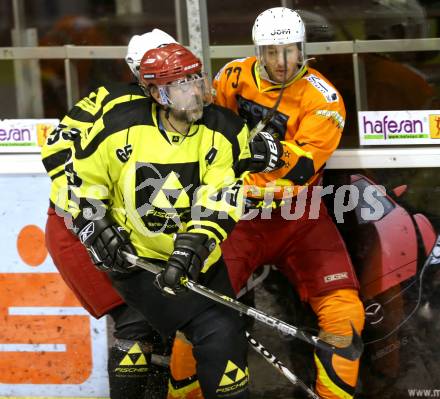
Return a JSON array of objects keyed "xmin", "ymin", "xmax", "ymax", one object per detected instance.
[{"xmin": 429, "ymin": 114, "xmax": 440, "ymax": 139}]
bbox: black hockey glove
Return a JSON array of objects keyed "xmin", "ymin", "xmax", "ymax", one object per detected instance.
[
  {"xmin": 248, "ymin": 131, "xmax": 284, "ymax": 173},
  {"xmin": 74, "ymin": 214, "xmax": 137, "ymax": 273},
  {"xmin": 155, "ymin": 233, "xmax": 216, "ymax": 296}
]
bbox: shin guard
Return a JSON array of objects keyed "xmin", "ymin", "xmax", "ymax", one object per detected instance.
[
  {"xmin": 309, "ymin": 289, "xmax": 365, "ymax": 399},
  {"xmin": 108, "ymin": 339, "xmax": 169, "ymax": 399},
  {"xmin": 167, "ymin": 333, "xmax": 203, "ymax": 399}
]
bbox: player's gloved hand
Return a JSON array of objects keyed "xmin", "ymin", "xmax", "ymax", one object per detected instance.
[
  {"xmin": 248, "ymin": 131, "xmax": 284, "ymax": 173},
  {"xmin": 74, "ymin": 214, "xmax": 137, "ymax": 273},
  {"xmin": 155, "ymin": 233, "xmax": 216, "ymax": 296}
]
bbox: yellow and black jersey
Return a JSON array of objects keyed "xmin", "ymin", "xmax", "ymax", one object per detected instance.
[
  {"xmin": 41, "ymin": 82, "xmax": 145, "ymax": 211},
  {"xmin": 69, "ymin": 99, "xmax": 251, "ymax": 271}
]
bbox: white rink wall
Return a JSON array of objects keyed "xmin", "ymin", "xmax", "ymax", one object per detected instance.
[{"xmin": 0, "ymin": 173, "xmax": 109, "ymax": 398}]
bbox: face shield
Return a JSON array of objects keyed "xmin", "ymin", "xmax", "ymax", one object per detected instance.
[
  {"xmin": 256, "ymin": 42, "xmax": 306, "ymax": 84},
  {"xmin": 156, "ymin": 73, "xmax": 212, "ymax": 123}
]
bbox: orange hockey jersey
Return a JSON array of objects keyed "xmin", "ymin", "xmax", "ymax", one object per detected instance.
[{"xmin": 213, "ymin": 56, "xmax": 346, "ymax": 200}]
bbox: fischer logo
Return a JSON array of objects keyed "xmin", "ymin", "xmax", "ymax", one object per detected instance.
[
  {"xmin": 247, "ymin": 308, "xmax": 298, "ymax": 337},
  {"xmin": 271, "ymin": 28, "xmax": 291, "ymax": 36}
]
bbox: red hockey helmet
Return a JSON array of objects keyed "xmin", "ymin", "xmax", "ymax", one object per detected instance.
[{"xmin": 139, "ymin": 43, "xmax": 202, "ymax": 87}]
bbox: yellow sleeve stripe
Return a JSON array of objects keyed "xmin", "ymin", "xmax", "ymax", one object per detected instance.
[
  {"xmin": 61, "ymin": 115, "xmax": 92, "ymax": 130},
  {"xmin": 48, "ymin": 163, "xmax": 65, "ymax": 179},
  {"xmin": 283, "ymin": 141, "xmax": 313, "ymax": 159},
  {"xmin": 75, "ymin": 88, "xmax": 109, "ymax": 115},
  {"xmin": 187, "ymin": 220, "xmax": 228, "ymax": 242},
  {"xmin": 75, "ymin": 97, "xmax": 103, "ymax": 115},
  {"xmin": 75, "ymin": 92, "xmax": 144, "ymax": 117}
]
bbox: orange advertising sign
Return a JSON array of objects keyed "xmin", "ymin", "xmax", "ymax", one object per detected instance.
[
  {"xmin": 0, "ymin": 273, "xmax": 91, "ymax": 384},
  {"xmin": 0, "ymin": 175, "xmax": 109, "ymax": 397}
]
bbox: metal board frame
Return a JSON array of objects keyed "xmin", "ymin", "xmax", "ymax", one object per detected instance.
[{"xmin": 1, "ymin": 38, "xmax": 440, "ymax": 168}]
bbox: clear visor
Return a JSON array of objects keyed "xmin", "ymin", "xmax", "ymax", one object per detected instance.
[
  {"xmin": 256, "ymin": 43, "xmax": 306, "ymax": 83},
  {"xmin": 157, "ymin": 72, "xmax": 212, "ymax": 111}
]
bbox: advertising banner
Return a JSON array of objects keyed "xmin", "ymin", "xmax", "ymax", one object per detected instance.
[
  {"xmin": 358, "ymin": 110, "xmax": 440, "ymax": 145},
  {"xmin": 0, "ymin": 175, "xmax": 109, "ymax": 398},
  {"xmin": 0, "ymin": 119, "xmax": 58, "ymax": 153}
]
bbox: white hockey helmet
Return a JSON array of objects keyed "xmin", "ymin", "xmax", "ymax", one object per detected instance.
[
  {"xmin": 252, "ymin": 7, "xmax": 307, "ymax": 83},
  {"xmin": 125, "ymin": 29, "xmax": 177, "ymax": 79},
  {"xmin": 252, "ymin": 7, "xmax": 305, "ymax": 46}
]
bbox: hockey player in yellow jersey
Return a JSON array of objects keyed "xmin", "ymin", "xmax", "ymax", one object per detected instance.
[
  {"xmin": 68, "ymin": 43, "xmax": 251, "ymax": 399},
  {"xmin": 42, "ymin": 29, "xmax": 177, "ymax": 399}
]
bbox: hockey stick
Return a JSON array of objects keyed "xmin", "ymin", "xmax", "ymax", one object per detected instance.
[
  {"xmin": 122, "ymin": 252, "xmax": 320, "ymax": 397},
  {"xmin": 237, "ymin": 264, "xmax": 272, "ymax": 299},
  {"xmin": 239, "ymin": 270, "xmax": 320, "ymax": 397},
  {"xmin": 246, "ymin": 331, "xmax": 320, "ymax": 399},
  {"xmin": 122, "ymin": 252, "xmax": 363, "ymax": 361},
  {"xmin": 248, "ymin": 49, "xmax": 288, "ymax": 142}
]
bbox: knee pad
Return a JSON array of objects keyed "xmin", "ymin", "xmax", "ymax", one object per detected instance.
[
  {"xmin": 309, "ymin": 289, "xmax": 365, "ymax": 339},
  {"xmin": 109, "ymin": 303, "xmax": 152, "ymax": 340},
  {"xmin": 189, "ymin": 309, "xmax": 249, "ymax": 399},
  {"xmin": 109, "ymin": 303, "xmax": 172, "ymax": 356},
  {"xmin": 109, "ymin": 339, "xmax": 170, "ymax": 399}
]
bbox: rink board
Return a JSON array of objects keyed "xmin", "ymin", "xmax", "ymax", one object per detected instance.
[{"xmin": 0, "ymin": 175, "xmax": 109, "ymax": 398}]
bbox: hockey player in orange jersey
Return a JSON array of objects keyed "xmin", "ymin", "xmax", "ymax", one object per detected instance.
[
  {"xmin": 168, "ymin": 7, "xmax": 365, "ymax": 399},
  {"xmin": 217, "ymin": 7, "xmax": 365, "ymax": 399}
]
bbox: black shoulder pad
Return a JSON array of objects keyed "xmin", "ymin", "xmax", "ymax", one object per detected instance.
[
  {"xmin": 202, "ymin": 104, "xmax": 245, "ymax": 139},
  {"xmin": 201, "ymin": 104, "xmax": 246, "ymax": 162},
  {"xmin": 74, "ymin": 98, "xmax": 154, "ymax": 159},
  {"xmin": 105, "ymin": 82, "xmax": 145, "ymax": 100}
]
